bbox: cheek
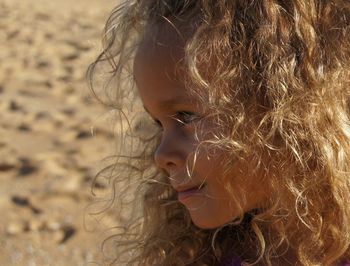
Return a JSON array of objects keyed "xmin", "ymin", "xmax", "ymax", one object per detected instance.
[
  {"xmin": 190, "ymin": 200, "xmax": 236, "ymax": 229},
  {"xmin": 225, "ymin": 161, "xmax": 271, "ymax": 212},
  {"xmin": 193, "ymin": 148, "xmax": 232, "ymax": 196},
  {"xmin": 192, "ymin": 125, "xmax": 233, "ymax": 172}
]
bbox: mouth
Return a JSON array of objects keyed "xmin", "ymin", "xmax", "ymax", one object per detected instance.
[{"xmin": 176, "ymin": 184, "xmax": 206, "ymax": 202}]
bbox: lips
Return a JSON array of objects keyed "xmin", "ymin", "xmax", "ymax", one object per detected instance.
[{"xmin": 175, "ymin": 184, "xmax": 205, "ymax": 202}]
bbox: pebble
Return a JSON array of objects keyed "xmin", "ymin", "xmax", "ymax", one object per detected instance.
[
  {"xmin": 59, "ymin": 130, "xmax": 77, "ymax": 143},
  {"xmin": 11, "ymin": 195, "xmax": 30, "ymax": 207},
  {"xmin": 61, "ymin": 107, "xmax": 75, "ymax": 116},
  {"xmin": 6, "ymin": 221, "xmax": 25, "ymax": 235},
  {"xmin": 28, "ymin": 219, "xmax": 43, "ymax": 231},
  {"xmin": 0, "ymin": 161, "xmax": 16, "ymax": 172},
  {"xmin": 56, "ymin": 43, "xmax": 77, "ymax": 61},
  {"xmin": 34, "ymin": 120, "xmax": 56, "ymax": 133},
  {"xmin": 51, "ymin": 111, "xmax": 67, "ymax": 125},
  {"xmin": 60, "ymin": 225, "xmax": 76, "ymax": 244},
  {"xmin": 42, "ymin": 158, "xmax": 67, "ymax": 177},
  {"xmin": 24, "ymin": 72, "xmax": 52, "ymax": 89},
  {"xmin": 76, "ymin": 130, "xmax": 91, "ymax": 139},
  {"xmin": 65, "ymin": 39, "xmax": 90, "ymax": 52},
  {"xmin": 62, "ymin": 173, "xmax": 82, "ymax": 192},
  {"xmin": 8, "ymin": 100, "xmax": 22, "ymax": 112},
  {"xmin": 17, "ymin": 158, "xmax": 38, "ymax": 176},
  {"xmin": 35, "ymin": 12, "xmax": 50, "ymax": 21},
  {"xmin": 17, "ymin": 122, "xmax": 31, "ymax": 132},
  {"xmin": 52, "ymin": 230, "xmax": 65, "ymax": 244},
  {"xmin": 45, "ymin": 220, "xmax": 61, "ymax": 231},
  {"xmin": 36, "ymin": 59, "xmax": 51, "ymax": 69}
]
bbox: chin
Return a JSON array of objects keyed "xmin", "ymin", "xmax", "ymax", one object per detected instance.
[
  {"xmin": 190, "ymin": 214, "xmax": 230, "ymax": 229},
  {"xmin": 190, "ymin": 210, "xmax": 242, "ymax": 229},
  {"xmin": 192, "ymin": 220, "xmax": 218, "ymax": 229}
]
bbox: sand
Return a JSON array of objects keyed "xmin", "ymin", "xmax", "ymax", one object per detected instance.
[{"xmin": 0, "ymin": 0, "xmax": 123, "ymax": 265}]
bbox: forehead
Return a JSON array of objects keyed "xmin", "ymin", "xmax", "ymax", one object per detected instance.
[
  {"xmin": 135, "ymin": 19, "xmax": 193, "ymax": 65},
  {"xmin": 134, "ymin": 22, "xmax": 186, "ymax": 87},
  {"xmin": 133, "ymin": 20, "xmax": 199, "ymax": 109}
]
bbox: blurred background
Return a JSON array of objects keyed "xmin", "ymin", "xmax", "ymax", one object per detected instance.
[{"xmin": 0, "ymin": 0, "xmax": 121, "ymax": 265}]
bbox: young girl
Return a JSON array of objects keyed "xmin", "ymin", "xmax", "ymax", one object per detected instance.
[{"xmin": 88, "ymin": 0, "xmax": 350, "ymax": 265}]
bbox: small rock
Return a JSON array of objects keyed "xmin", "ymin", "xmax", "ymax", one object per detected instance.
[
  {"xmin": 61, "ymin": 108, "xmax": 75, "ymax": 116},
  {"xmin": 28, "ymin": 219, "xmax": 43, "ymax": 231},
  {"xmin": 65, "ymin": 39, "xmax": 90, "ymax": 52},
  {"xmin": 52, "ymin": 230, "xmax": 65, "ymax": 244},
  {"xmin": 35, "ymin": 120, "xmax": 56, "ymax": 133},
  {"xmin": 9, "ymin": 100, "xmax": 21, "ymax": 111},
  {"xmin": 17, "ymin": 123, "xmax": 31, "ymax": 132},
  {"xmin": 44, "ymin": 32, "xmax": 53, "ymax": 40},
  {"xmin": 59, "ymin": 131, "xmax": 76, "ymax": 143},
  {"xmin": 34, "ymin": 111, "xmax": 49, "ymax": 120},
  {"xmin": 56, "ymin": 43, "xmax": 77, "ymax": 62},
  {"xmin": 64, "ymin": 65, "xmax": 74, "ymax": 74},
  {"xmin": 58, "ymin": 74, "xmax": 73, "ymax": 83},
  {"xmin": 52, "ymin": 112, "xmax": 67, "ymax": 124},
  {"xmin": 0, "ymin": 162, "xmax": 16, "ymax": 172},
  {"xmin": 17, "ymin": 158, "xmax": 38, "ymax": 176},
  {"xmin": 93, "ymin": 180, "xmax": 107, "ymax": 190},
  {"xmin": 29, "ymin": 205, "xmax": 42, "ymax": 215},
  {"xmin": 24, "ymin": 73, "xmax": 52, "ymax": 89},
  {"xmin": 11, "ymin": 195, "xmax": 29, "ymax": 206},
  {"xmin": 60, "ymin": 225, "xmax": 76, "ymax": 244},
  {"xmin": 46, "ymin": 221, "xmax": 61, "ymax": 231},
  {"xmin": 61, "ymin": 173, "xmax": 82, "ymax": 192},
  {"xmin": 66, "ymin": 148, "xmax": 78, "ymax": 155},
  {"xmin": 43, "ymin": 159, "xmax": 67, "ymax": 177},
  {"xmin": 10, "ymin": 195, "xmax": 42, "ymax": 214},
  {"xmin": 76, "ymin": 130, "xmax": 91, "ymax": 139},
  {"xmin": 44, "ymin": 80, "xmax": 53, "ymax": 89},
  {"xmin": 7, "ymin": 29, "xmax": 20, "ymax": 40},
  {"xmin": 63, "ymin": 86, "xmax": 75, "ymax": 94},
  {"xmin": 35, "ymin": 12, "xmax": 50, "ymax": 21},
  {"xmin": 36, "ymin": 60, "xmax": 50, "ymax": 69},
  {"xmin": 6, "ymin": 222, "xmax": 25, "ymax": 235},
  {"xmin": 62, "ymin": 53, "xmax": 79, "ymax": 61}
]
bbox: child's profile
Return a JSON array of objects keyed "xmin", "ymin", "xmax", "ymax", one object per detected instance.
[{"xmin": 89, "ymin": 1, "xmax": 350, "ymax": 265}]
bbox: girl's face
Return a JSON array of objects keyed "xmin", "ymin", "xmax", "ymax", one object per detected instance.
[{"xmin": 134, "ymin": 23, "xmax": 269, "ymax": 229}]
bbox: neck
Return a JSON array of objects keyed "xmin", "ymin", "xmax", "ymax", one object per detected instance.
[{"xmin": 246, "ymin": 244, "xmax": 299, "ymax": 266}]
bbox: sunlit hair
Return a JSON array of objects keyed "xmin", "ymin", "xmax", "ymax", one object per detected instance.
[{"xmin": 88, "ymin": 0, "xmax": 350, "ymax": 265}]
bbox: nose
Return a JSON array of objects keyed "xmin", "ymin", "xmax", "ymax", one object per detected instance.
[{"xmin": 154, "ymin": 130, "xmax": 185, "ymax": 174}]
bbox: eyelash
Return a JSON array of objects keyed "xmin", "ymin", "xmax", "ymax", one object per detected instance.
[
  {"xmin": 154, "ymin": 111, "xmax": 200, "ymax": 129},
  {"xmin": 172, "ymin": 111, "xmax": 200, "ymax": 125}
]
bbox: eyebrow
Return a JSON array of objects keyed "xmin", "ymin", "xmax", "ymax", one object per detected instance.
[
  {"xmin": 133, "ymin": 71, "xmax": 194, "ymax": 108},
  {"xmin": 158, "ymin": 97, "xmax": 193, "ymax": 108},
  {"xmin": 143, "ymin": 96, "xmax": 195, "ymax": 115}
]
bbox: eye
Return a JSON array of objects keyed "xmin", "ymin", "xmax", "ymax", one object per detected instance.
[{"xmin": 172, "ymin": 111, "xmax": 201, "ymax": 125}]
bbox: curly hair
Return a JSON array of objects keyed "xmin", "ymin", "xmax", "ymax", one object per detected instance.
[{"xmin": 88, "ymin": 0, "xmax": 350, "ymax": 265}]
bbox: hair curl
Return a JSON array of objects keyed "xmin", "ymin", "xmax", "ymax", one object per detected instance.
[{"xmin": 88, "ymin": 0, "xmax": 350, "ymax": 265}]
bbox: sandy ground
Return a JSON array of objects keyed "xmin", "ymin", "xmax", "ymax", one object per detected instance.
[{"xmin": 0, "ymin": 0, "xmax": 123, "ymax": 265}]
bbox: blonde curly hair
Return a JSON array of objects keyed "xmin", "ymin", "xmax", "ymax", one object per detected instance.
[{"xmin": 88, "ymin": 0, "xmax": 350, "ymax": 265}]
